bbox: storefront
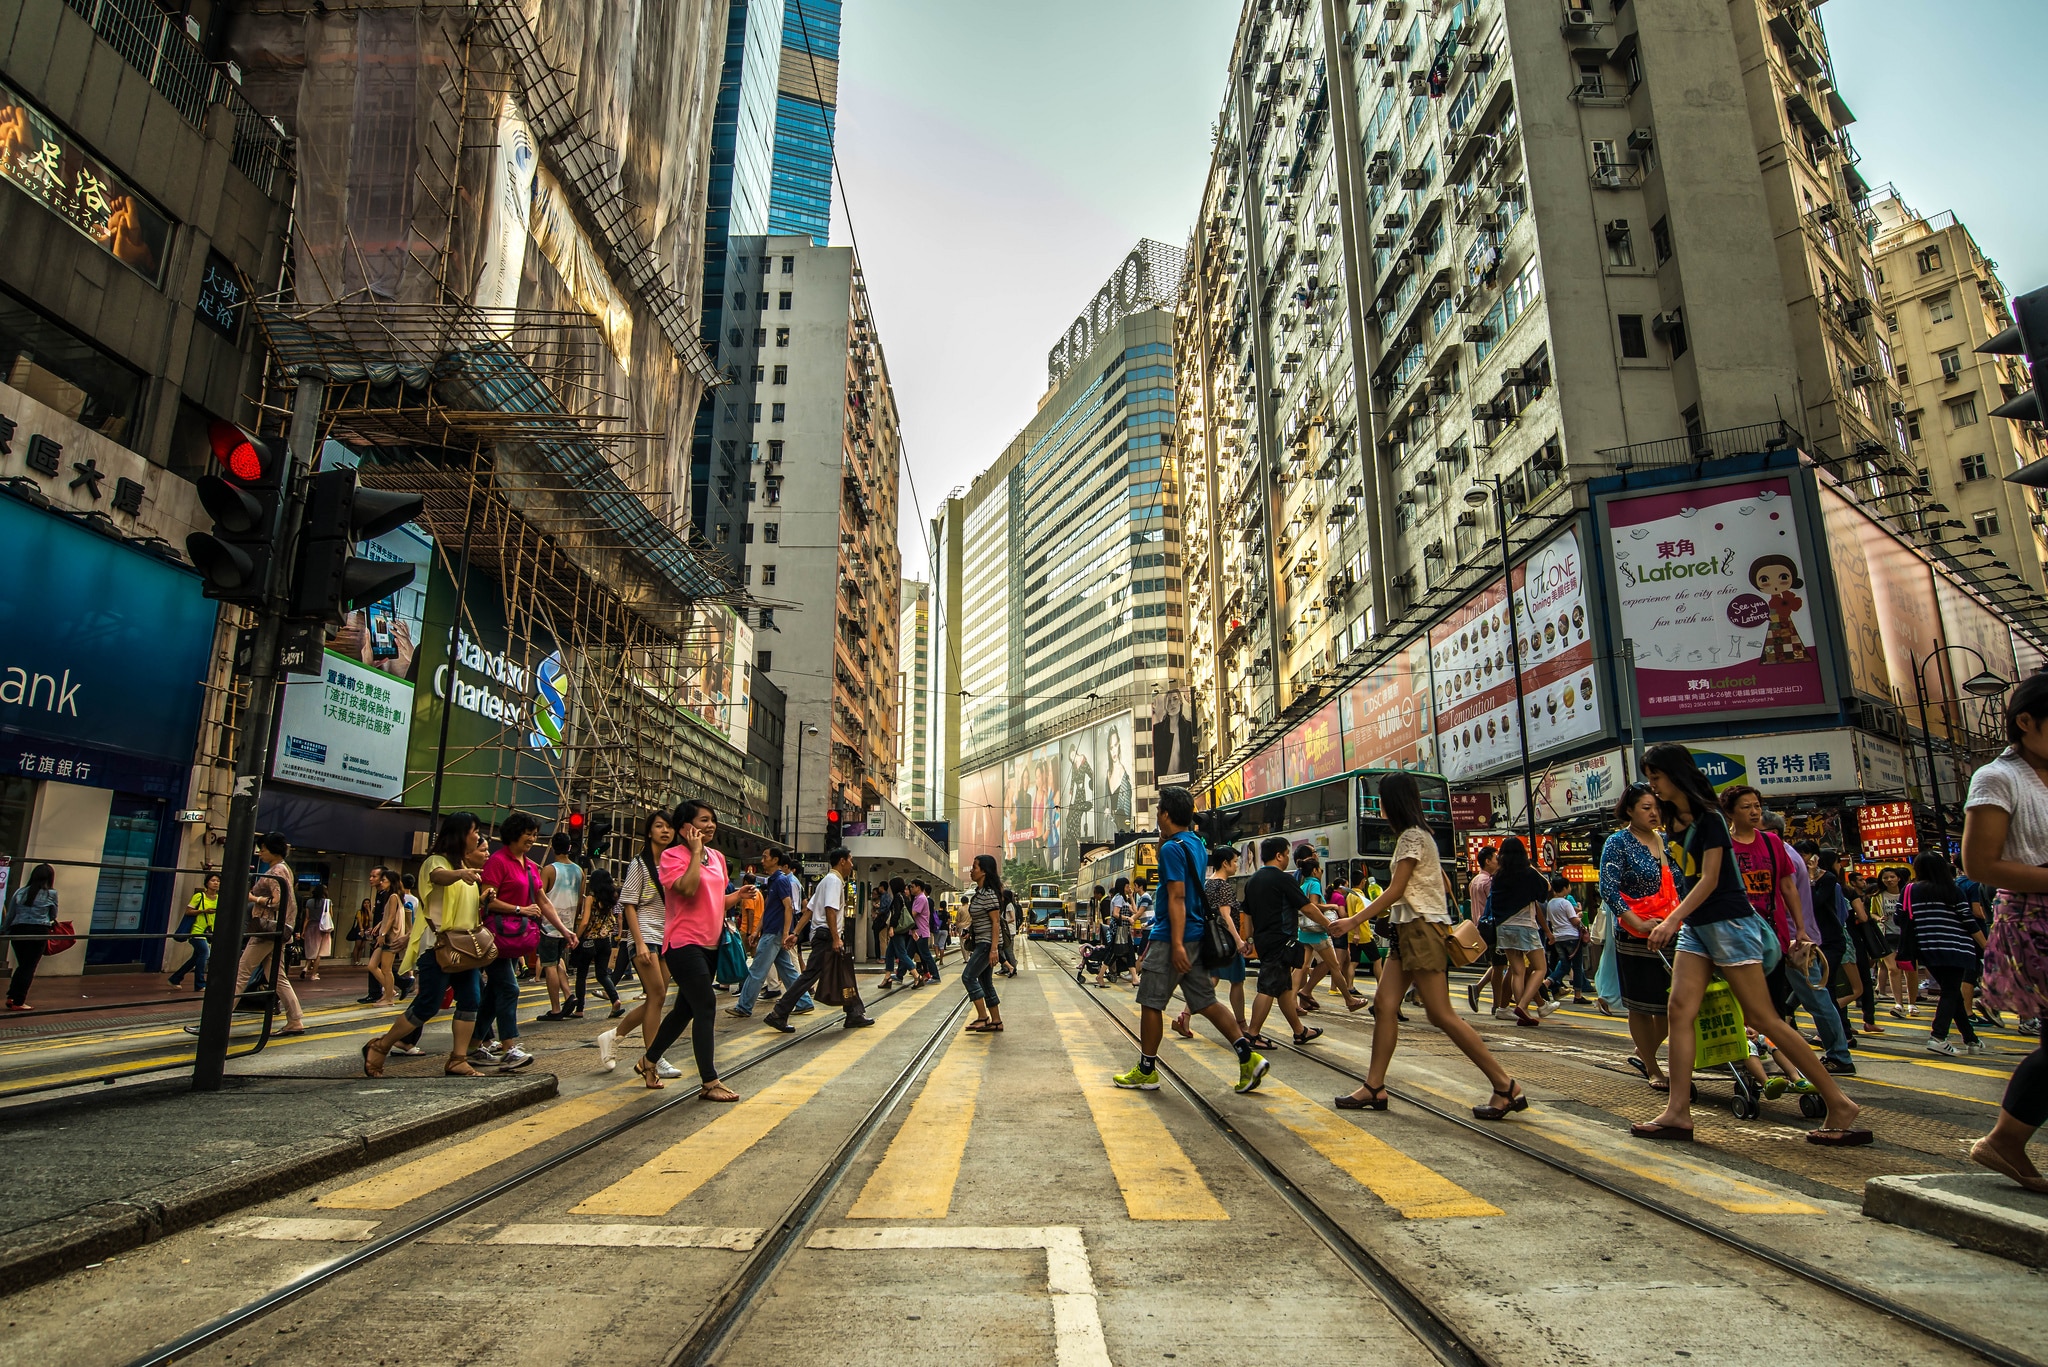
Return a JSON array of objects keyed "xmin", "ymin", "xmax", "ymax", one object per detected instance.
[{"xmin": 0, "ymin": 490, "xmax": 217, "ymax": 972}]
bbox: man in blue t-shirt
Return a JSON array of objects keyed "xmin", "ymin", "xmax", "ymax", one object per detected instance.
[
  {"xmin": 1113, "ymin": 786, "xmax": 1269, "ymax": 1096},
  {"xmin": 729, "ymin": 846, "xmax": 814, "ymax": 1018}
]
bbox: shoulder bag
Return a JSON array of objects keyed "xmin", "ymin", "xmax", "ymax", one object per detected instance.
[
  {"xmin": 433, "ymin": 923, "xmax": 498, "ymax": 972},
  {"xmin": 1172, "ymin": 834, "xmax": 1236, "ymax": 969},
  {"xmin": 1445, "ymin": 918, "xmax": 1487, "ymax": 967}
]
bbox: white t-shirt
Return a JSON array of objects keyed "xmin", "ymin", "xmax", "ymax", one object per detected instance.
[
  {"xmin": 543, "ymin": 860, "xmax": 581, "ymax": 936},
  {"xmin": 1388, "ymin": 827, "xmax": 1449, "ymax": 924},
  {"xmin": 1545, "ymin": 896, "xmax": 1581, "ymax": 939},
  {"xmin": 807, "ymin": 870, "xmax": 846, "ymax": 931},
  {"xmin": 620, "ymin": 858, "xmax": 666, "ymax": 944},
  {"xmin": 1966, "ymin": 750, "xmax": 2048, "ymax": 865}
]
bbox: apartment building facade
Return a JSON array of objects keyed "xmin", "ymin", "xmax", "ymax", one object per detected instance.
[
  {"xmin": 705, "ymin": 233, "xmax": 901, "ymax": 849},
  {"xmin": 897, "ymin": 577, "xmax": 931, "ymax": 820},
  {"xmin": 1870, "ymin": 192, "xmax": 2048, "ymax": 596}
]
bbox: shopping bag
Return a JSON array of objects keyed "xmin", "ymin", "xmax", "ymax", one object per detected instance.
[
  {"xmin": 1693, "ymin": 976, "xmax": 1748, "ymax": 1068},
  {"xmin": 812, "ymin": 946, "xmax": 860, "ymax": 1006},
  {"xmin": 715, "ymin": 927, "xmax": 748, "ymax": 985}
]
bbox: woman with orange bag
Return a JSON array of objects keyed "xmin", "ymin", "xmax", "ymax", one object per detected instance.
[{"xmin": 1598, "ymin": 783, "xmax": 1677, "ymax": 1092}]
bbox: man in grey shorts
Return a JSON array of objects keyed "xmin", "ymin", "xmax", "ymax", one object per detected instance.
[{"xmin": 1112, "ymin": 786, "xmax": 1270, "ymax": 1096}]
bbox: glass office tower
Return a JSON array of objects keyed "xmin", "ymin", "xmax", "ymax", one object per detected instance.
[{"xmin": 768, "ymin": 0, "xmax": 840, "ymax": 244}]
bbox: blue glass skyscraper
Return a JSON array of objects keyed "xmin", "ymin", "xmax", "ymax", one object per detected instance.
[{"xmin": 768, "ymin": 0, "xmax": 839, "ymax": 244}]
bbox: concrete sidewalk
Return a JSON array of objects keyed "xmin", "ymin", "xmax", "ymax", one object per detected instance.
[
  {"xmin": 0, "ymin": 1072, "xmax": 555, "ymax": 1295},
  {"xmin": 1865, "ymin": 1171, "xmax": 2048, "ymax": 1267}
]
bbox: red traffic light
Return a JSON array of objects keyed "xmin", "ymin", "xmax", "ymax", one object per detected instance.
[
  {"xmin": 567, "ymin": 811, "xmax": 586, "ymax": 831},
  {"xmin": 826, "ymin": 809, "xmax": 839, "ymax": 823},
  {"xmin": 208, "ymin": 420, "xmax": 271, "ymax": 483}
]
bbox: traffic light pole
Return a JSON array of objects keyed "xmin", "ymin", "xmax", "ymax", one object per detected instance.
[{"xmin": 192, "ymin": 378, "xmax": 323, "ymax": 1092}]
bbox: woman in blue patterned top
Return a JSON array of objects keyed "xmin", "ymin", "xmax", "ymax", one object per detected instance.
[{"xmin": 1598, "ymin": 784, "xmax": 1675, "ymax": 1091}]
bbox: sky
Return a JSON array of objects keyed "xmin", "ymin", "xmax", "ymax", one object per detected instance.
[{"xmin": 829, "ymin": 1, "xmax": 2048, "ymax": 574}]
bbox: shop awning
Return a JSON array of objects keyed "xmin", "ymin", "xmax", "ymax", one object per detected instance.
[{"xmin": 845, "ymin": 799, "xmax": 958, "ymax": 891}]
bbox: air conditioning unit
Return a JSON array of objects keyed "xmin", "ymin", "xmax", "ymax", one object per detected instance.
[
  {"xmin": 1471, "ymin": 403, "xmax": 1496, "ymax": 421},
  {"xmin": 1393, "ymin": 569, "xmax": 1416, "ymax": 591},
  {"xmin": 1891, "ymin": 400, "xmax": 1907, "ymax": 417},
  {"xmin": 1605, "ymin": 218, "xmax": 1630, "ymax": 241},
  {"xmin": 1390, "ymin": 43, "xmax": 1413, "ymax": 61},
  {"xmin": 1415, "ymin": 468, "xmax": 1439, "ymax": 486},
  {"xmin": 1534, "ymin": 440, "xmax": 1565, "ymax": 471},
  {"xmin": 1381, "ymin": 70, "xmax": 1398, "ymax": 88},
  {"xmin": 1383, "ymin": 2, "xmax": 1405, "ymax": 19},
  {"xmin": 1455, "ymin": 287, "xmax": 1477, "ymax": 312},
  {"xmin": 1360, "ymin": 42, "xmax": 1382, "ymax": 60},
  {"xmin": 1465, "ymin": 51, "xmax": 1492, "ymax": 72},
  {"xmin": 1563, "ymin": 6, "xmax": 1598, "ymax": 28},
  {"xmin": 1398, "ymin": 325, "xmax": 1421, "ymax": 346},
  {"xmin": 1650, "ymin": 309, "xmax": 1682, "ymax": 334},
  {"xmin": 1463, "ymin": 323, "xmax": 1492, "ymax": 343},
  {"xmin": 1428, "ymin": 377, "xmax": 1452, "ymax": 395},
  {"xmin": 1382, "ymin": 212, "xmax": 1407, "ymax": 230},
  {"xmin": 1502, "ymin": 366, "xmax": 1529, "ymax": 384},
  {"xmin": 1398, "ymin": 490, "xmax": 1417, "ymax": 505},
  {"xmin": 1594, "ymin": 166, "xmax": 1625, "ymax": 188},
  {"xmin": 1407, "ymin": 73, "xmax": 1432, "ymax": 95},
  {"xmin": 1813, "ymin": 203, "xmax": 1841, "ymax": 224},
  {"xmin": 1480, "ymin": 212, "xmax": 1506, "ymax": 231},
  {"xmin": 1425, "ymin": 538, "xmax": 1446, "ymax": 559},
  {"xmin": 1457, "ymin": 510, "xmax": 1479, "ymax": 527},
  {"xmin": 1373, "ymin": 230, "xmax": 1397, "ymax": 249},
  {"xmin": 1436, "ymin": 446, "xmax": 1462, "ymax": 464},
  {"xmin": 1849, "ymin": 364, "xmax": 1875, "ymax": 385},
  {"xmin": 1402, "ymin": 166, "xmax": 1429, "ymax": 188},
  {"xmin": 1427, "ymin": 280, "xmax": 1452, "ymax": 301},
  {"xmin": 1627, "ymin": 127, "xmax": 1655, "ymax": 151}
]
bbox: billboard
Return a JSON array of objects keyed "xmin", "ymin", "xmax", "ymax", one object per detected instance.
[
  {"xmin": 989, "ymin": 711, "xmax": 1137, "ymax": 879},
  {"xmin": 1340, "ymin": 637, "xmax": 1437, "ymax": 772},
  {"xmin": 1430, "ymin": 524, "xmax": 1601, "ymax": 781},
  {"xmin": 1602, "ymin": 474, "xmax": 1830, "ymax": 721},
  {"xmin": 1150, "ymin": 687, "xmax": 1199, "ymax": 788},
  {"xmin": 1818, "ymin": 487, "xmax": 1890, "ymax": 702},
  {"xmin": 1281, "ymin": 699, "xmax": 1344, "ymax": 789}
]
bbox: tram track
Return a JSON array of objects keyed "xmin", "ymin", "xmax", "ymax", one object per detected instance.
[
  {"xmin": 124, "ymin": 986, "xmax": 970, "ymax": 1367},
  {"xmin": 1042, "ymin": 946, "xmax": 2041, "ymax": 1367}
]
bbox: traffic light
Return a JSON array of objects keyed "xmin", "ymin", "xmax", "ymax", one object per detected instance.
[
  {"xmin": 186, "ymin": 421, "xmax": 284, "ymax": 605},
  {"xmin": 288, "ymin": 468, "xmax": 424, "ymax": 620},
  {"xmin": 825, "ymin": 807, "xmax": 842, "ymax": 843},
  {"xmin": 565, "ymin": 809, "xmax": 586, "ymax": 858},
  {"xmin": 584, "ymin": 811, "xmax": 614, "ymax": 866},
  {"xmin": 1988, "ymin": 285, "xmax": 2048, "ymax": 485}
]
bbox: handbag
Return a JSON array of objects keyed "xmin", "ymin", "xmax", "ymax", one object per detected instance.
[
  {"xmin": 172, "ymin": 912, "xmax": 198, "ymax": 944},
  {"xmin": 1445, "ymin": 918, "xmax": 1487, "ymax": 967},
  {"xmin": 317, "ymin": 902, "xmax": 334, "ymax": 933},
  {"xmin": 433, "ymin": 924, "xmax": 498, "ymax": 972},
  {"xmin": 1693, "ymin": 974, "xmax": 1749, "ymax": 1068},
  {"xmin": 812, "ymin": 945, "xmax": 860, "ymax": 1006},
  {"xmin": 44, "ymin": 920, "xmax": 76, "ymax": 956},
  {"xmin": 716, "ymin": 927, "xmax": 748, "ymax": 985}
]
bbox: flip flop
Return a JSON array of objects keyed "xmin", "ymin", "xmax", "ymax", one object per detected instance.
[
  {"xmin": 1630, "ymin": 1121, "xmax": 1695, "ymax": 1141},
  {"xmin": 1625, "ymin": 1056, "xmax": 1649, "ymax": 1080},
  {"xmin": 1806, "ymin": 1128, "xmax": 1874, "ymax": 1147}
]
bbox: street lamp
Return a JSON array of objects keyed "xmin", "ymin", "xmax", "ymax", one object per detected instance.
[
  {"xmin": 791, "ymin": 722, "xmax": 820, "ymax": 849},
  {"xmin": 1465, "ymin": 478, "xmax": 1540, "ymax": 858},
  {"xmin": 1911, "ymin": 645, "xmax": 2009, "ymax": 846}
]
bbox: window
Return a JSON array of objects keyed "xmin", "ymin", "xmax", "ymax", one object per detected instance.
[
  {"xmin": 773, "ymin": 364, "xmax": 788, "ymax": 384},
  {"xmin": 764, "ymin": 476, "xmax": 782, "ymax": 505},
  {"xmin": 1682, "ymin": 404, "xmax": 1704, "ymax": 441},
  {"xmin": 751, "ymin": 364, "xmax": 766, "ymax": 382},
  {"xmin": 731, "ymin": 292, "xmax": 746, "ymax": 310},
  {"xmin": 1607, "ymin": 224, "xmax": 1634, "ymax": 267},
  {"xmin": 749, "ymin": 403, "xmax": 763, "ymax": 421},
  {"xmin": 762, "ymin": 564, "xmax": 777, "ymax": 586},
  {"xmin": 744, "ymin": 481, "xmax": 757, "ymax": 501},
  {"xmin": 756, "ymin": 292, "xmax": 768, "ymax": 310},
  {"xmin": 763, "ymin": 523, "xmax": 780, "ymax": 543},
  {"xmin": 1576, "ymin": 63, "xmax": 1604, "ymax": 97},
  {"xmin": 1589, "ymin": 138, "xmax": 1619, "ymax": 177},
  {"xmin": 737, "ymin": 256, "xmax": 750, "ymax": 273},
  {"xmin": 1651, "ymin": 216, "xmax": 1673, "ymax": 264},
  {"xmin": 742, "ymin": 522, "xmax": 755, "ymax": 544},
  {"xmin": 1949, "ymin": 395, "xmax": 1980, "ymax": 428},
  {"xmin": 757, "ymin": 608, "xmax": 776, "ymax": 630},
  {"xmin": 743, "ymin": 564, "xmax": 753, "ymax": 585},
  {"xmin": 757, "ymin": 650, "xmax": 773, "ymax": 672},
  {"xmin": 1895, "ymin": 364, "xmax": 1909, "ymax": 385},
  {"xmin": 778, "ymin": 292, "xmax": 793, "ymax": 310},
  {"xmin": 781, "ymin": 256, "xmax": 795, "ymax": 274},
  {"xmin": 1906, "ymin": 410, "xmax": 1923, "ymax": 443},
  {"xmin": 768, "ymin": 439, "xmax": 784, "ymax": 461},
  {"xmin": 1667, "ymin": 314, "xmax": 1688, "ymax": 360},
  {"xmin": 775, "ymin": 327, "xmax": 790, "ymax": 347},
  {"xmin": 1618, "ymin": 314, "xmax": 1647, "ymax": 358},
  {"xmin": 747, "ymin": 441, "xmax": 759, "ymax": 461},
  {"xmin": 1927, "ymin": 291, "xmax": 1955, "ymax": 324},
  {"xmin": 1886, "ymin": 311, "xmax": 1898, "ymax": 333},
  {"xmin": 1961, "ymin": 453, "xmax": 1989, "ymax": 482},
  {"xmin": 771, "ymin": 402, "xmax": 786, "ymax": 422},
  {"xmin": 754, "ymin": 328, "xmax": 768, "ymax": 346},
  {"xmin": 1940, "ymin": 346, "xmax": 1963, "ymax": 380},
  {"xmin": 1917, "ymin": 245, "xmax": 1942, "ymax": 274},
  {"xmin": 723, "ymin": 403, "xmax": 738, "ymax": 421},
  {"xmin": 727, "ymin": 329, "xmax": 743, "ymax": 347},
  {"xmin": 1975, "ymin": 511, "xmax": 2001, "ymax": 538},
  {"xmin": 714, "ymin": 524, "xmax": 730, "ymax": 545}
]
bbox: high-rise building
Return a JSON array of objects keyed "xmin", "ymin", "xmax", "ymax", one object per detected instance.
[
  {"xmin": 937, "ymin": 243, "xmax": 1185, "ymax": 881},
  {"xmin": 769, "ymin": 0, "xmax": 841, "ymax": 244},
  {"xmin": 1869, "ymin": 191, "xmax": 2048, "ymax": 595},
  {"xmin": 1172, "ymin": 0, "xmax": 2036, "ymax": 787},
  {"xmin": 708, "ymin": 234, "xmax": 901, "ymax": 850},
  {"xmin": 898, "ymin": 579, "xmax": 931, "ymax": 818}
]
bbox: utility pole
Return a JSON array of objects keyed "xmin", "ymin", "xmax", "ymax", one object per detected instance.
[{"xmin": 192, "ymin": 378, "xmax": 323, "ymax": 1091}]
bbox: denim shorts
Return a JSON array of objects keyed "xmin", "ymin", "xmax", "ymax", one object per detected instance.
[
  {"xmin": 1496, "ymin": 922, "xmax": 1543, "ymax": 954},
  {"xmin": 1675, "ymin": 914, "xmax": 1772, "ymax": 967}
]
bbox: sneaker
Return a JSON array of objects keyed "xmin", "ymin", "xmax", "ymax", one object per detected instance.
[
  {"xmin": 1112, "ymin": 1063, "xmax": 1160, "ymax": 1091},
  {"xmin": 390, "ymin": 1043, "xmax": 426, "ymax": 1057},
  {"xmin": 596, "ymin": 1028, "xmax": 618, "ymax": 1072},
  {"xmin": 499, "ymin": 1046, "xmax": 536, "ymax": 1071},
  {"xmin": 724, "ymin": 1006, "xmax": 752, "ymax": 1019},
  {"xmin": 1963, "ymin": 1040, "xmax": 1991, "ymax": 1055},
  {"xmin": 1493, "ymin": 1008, "xmax": 1516, "ymax": 1020},
  {"xmin": 2020, "ymin": 1019, "xmax": 2042, "ymax": 1037},
  {"xmin": 1536, "ymin": 998, "xmax": 1560, "ymax": 1018},
  {"xmin": 1820, "ymin": 1057, "xmax": 1856, "ymax": 1075},
  {"xmin": 656, "ymin": 1057, "xmax": 682, "ymax": 1078},
  {"xmin": 468, "ymin": 1045, "xmax": 504, "ymax": 1066},
  {"xmin": 1924, "ymin": 1036, "xmax": 1959, "ymax": 1057},
  {"xmin": 1236, "ymin": 1052, "xmax": 1270, "ymax": 1094}
]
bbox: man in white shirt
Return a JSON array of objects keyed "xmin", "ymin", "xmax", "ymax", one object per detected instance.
[{"xmin": 765, "ymin": 847, "xmax": 873, "ymax": 1031}]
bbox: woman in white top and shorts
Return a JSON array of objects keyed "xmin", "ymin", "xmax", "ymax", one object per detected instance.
[
  {"xmin": 1330, "ymin": 773, "xmax": 1524, "ymax": 1121},
  {"xmin": 596, "ymin": 810, "xmax": 677, "ymax": 1074}
]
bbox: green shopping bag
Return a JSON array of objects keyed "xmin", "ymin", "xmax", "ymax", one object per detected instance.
[{"xmin": 1694, "ymin": 976, "xmax": 1748, "ymax": 1068}]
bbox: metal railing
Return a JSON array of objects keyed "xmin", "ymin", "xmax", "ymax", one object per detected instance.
[
  {"xmin": 55, "ymin": 0, "xmax": 287, "ymax": 193},
  {"xmin": 1594, "ymin": 419, "xmax": 1806, "ymax": 471}
]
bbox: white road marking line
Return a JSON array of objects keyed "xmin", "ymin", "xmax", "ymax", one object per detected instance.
[
  {"xmin": 808, "ymin": 1226, "xmax": 1109, "ymax": 1367},
  {"xmin": 217, "ymin": 1216, "xmax": 381, "ymax": 1242},
  {"xmin": 490, "ymin": 1223, "xmax": 762, "ymax": 1249}
]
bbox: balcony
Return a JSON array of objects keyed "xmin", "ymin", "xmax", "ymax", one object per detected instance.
[{"xmin": 1594, "ymin": 419, "xmax": 1807, "ymax": 471}]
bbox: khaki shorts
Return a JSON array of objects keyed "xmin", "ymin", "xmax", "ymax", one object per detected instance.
[
  {"xmin": 1395, "ymin": 919, "xmax": 1451, "ymax": 974},
  {"xmin": 1135, "ymin": 939, "xmax": 1217, "ymax": 1013}
]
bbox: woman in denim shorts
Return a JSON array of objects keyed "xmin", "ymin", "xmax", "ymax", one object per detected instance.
[{"xmin": 1629, "ymin": 743, "xmax": 1870, "ymax": 1146}]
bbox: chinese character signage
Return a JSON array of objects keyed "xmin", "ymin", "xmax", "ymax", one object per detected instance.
[
  {"xmin": 195, "ymin": 250, "xmax": 245, "ymax": 339},
  {"xmin": 273, "ymin": 654, "xmax": 415, "ymax": 801},
  {"xmin": 1600, "ymin": 475, "xmax": 1832, "ymax": 720},
  {"xmin": 1856, "ymin": 801, "xmax": 1919, "ymax": 863},
  {"xmin": 0, "ymin": 79, "xmax": 170, "ymax": 286},
  {"xmin": 1682, "ymin": 729, "xmax": 1871, "ymax": 797}
]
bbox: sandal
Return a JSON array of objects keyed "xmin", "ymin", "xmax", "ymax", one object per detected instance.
[
  {"xmin": 445, "ymin": 1059, "xmax": 482, "ymax": 1077},
  {"xmin": 700, "ymin": 1081, "xmax": 741, "ymax": 1103},
  {"xmin": 965, "ymin": 1021, "xmax": 994, "ymax": 1032},
  {"xmin": 1473, "ymin": 1080, "xmax": 1528, "ymax": 1121},
  {"xmin": 1293, "ymin": 1027, "xmax": 1324, "ymax": 1045},
  {"xmin": 361, "ymin": 1041, "xmax": 387, "ymax": 1078},
  {"xmin": 1247, "ymin": 1033, "xmax": 1282, "ymax": 1050},
  {"xmin": 1344, "ymin": 993, "xmax": 1369, "ymax": 1013},
  {"xmin": 1630, "ymin": 1120, "xmax": 1695, "ymax": 1141},
  {"xmin": 1335, "ymin": 1085, "xmax": 1390, "ymax": 1111},
  {"xmin": 1805, "ymin": 1127, "xmax": 1874, "ymax": 1147},
  {"xmin": 1171, "ymin": 1012, "xmax": 1194, "ymax": 1038},
  {"xmin": 633, "ymin": 1057, "xmax": 665, "ymax": 1089}
]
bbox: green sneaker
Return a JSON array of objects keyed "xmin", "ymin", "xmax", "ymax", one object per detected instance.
[
  {"xmin": 1761, "ymin": 1076, "xmax": 1788, "ymax": 1101},
  {"xmin": 1113, "ymin": 1063, "xmax": 1160, "ymax": 1090},
  {"xmin": 1236, "ymin": 1051, "xmax": 1270, "ymax": 1094}
]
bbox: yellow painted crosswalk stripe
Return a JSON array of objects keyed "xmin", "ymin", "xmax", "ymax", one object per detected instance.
[
  {"xmin": 1043, "ymin": 975, "xmax": 1225, "ymax": 1221},
  {"xmin": 1166, "ymin": 1034, "xmax": 1500, "ymax": 1219},
  {"xmin": 850, "ymin": 1021, "xmax": 986, "ymax": 1219},
  {"xmin": 573, "ymin": 990, "xmax": 946, "ymax": 1217},
  {"xmin": 318, "ymin": 1086, "xmax": 643, "ymax": 1209}
]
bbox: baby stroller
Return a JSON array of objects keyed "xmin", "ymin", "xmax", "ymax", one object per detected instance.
[
  {"xmin": 1074, "ymin": 942, "xmax": 1106, "ymax": 983},
  {"xmin": 1729, "ymin": 1026, "xmax": 1828, "ymax": 1120}
]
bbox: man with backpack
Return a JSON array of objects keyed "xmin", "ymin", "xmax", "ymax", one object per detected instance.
[{"xmin": 727, "ymin": 846, "xmax": 813, "ymax": 1018}]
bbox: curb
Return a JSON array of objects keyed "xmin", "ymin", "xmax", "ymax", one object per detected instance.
[
  {"xmin": 1864, "ymin": 1171, "xmax": 2048, "ymax": 1268},
  {"xmin": 0, "ymin": 1075, "xmax": 558, "ymax": 1297}
]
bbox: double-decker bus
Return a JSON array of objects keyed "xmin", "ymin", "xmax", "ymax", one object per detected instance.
[
  {"xmin": 1200, "ymin": 767, "xmax": 1453, "ymax": 892},
  {"xmin": 1074, "ymin": 839, "xmax": 1159, "ymax": 936},
  {"xmin": 1026, "ymin": 883, "xmax": 1072, "ymax": 940}
]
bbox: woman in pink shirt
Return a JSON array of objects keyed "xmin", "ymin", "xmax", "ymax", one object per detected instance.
[{"xmin": 638, "ymin": 798, "xmax": 741, "ymax": 1099}]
